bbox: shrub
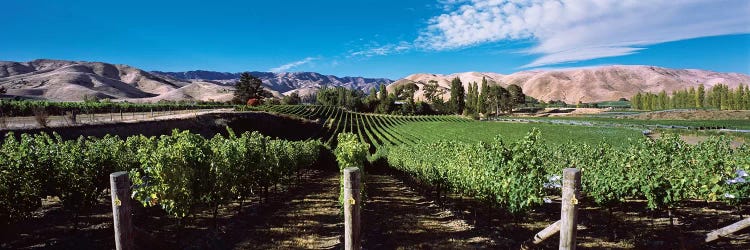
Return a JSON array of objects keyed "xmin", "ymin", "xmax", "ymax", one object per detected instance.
[{"xmin": 32, "ymin": 107, "xmax": 49, "ymax": 127}]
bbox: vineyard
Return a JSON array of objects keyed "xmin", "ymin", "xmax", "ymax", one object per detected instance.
[
  {"xmin": 245, "ymin": 105, "xmax": 643, "ymax": 149},
  {"xmin": 2, "ymin": 104, "xmax": 749, "ymax": 248},
  {"xmin": 250, "ymin": 105, "xmax": 750, "ymax": 247},
  {"xmin": 0, "ymin": 129, "xmax": 324, "ymax": 222},
  {"xmin": 248, "ymin": 105, "xmax": 749, "ymax": 213},
  {"xmin": 243, "ymin": 105, "xmax": 471, "ymax": 149},
  {"xmin": 387, "ymin": 130, "xmax": 750, "ymax": 214}
]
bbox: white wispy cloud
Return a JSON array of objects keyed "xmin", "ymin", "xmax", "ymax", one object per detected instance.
[
  {"xmin": 417, "ymin": 0, "xmax": 750, "ymax": 67},
  {"xmin": 269, "ymin": 57, "xmax": 318, "ymax": 73},
  {"xmin": 349, "ymin": 41, "xmax": 412, "ymax": 57},
  {"xmin": 437, "ymin": 0, "xmax": 471, "ymax": 11}
]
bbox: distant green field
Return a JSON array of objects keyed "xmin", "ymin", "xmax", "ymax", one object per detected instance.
[
  {"xmin": 594, "ymin": 100, "xmax": 631, "ymax": 108},
  {"xmin": 523, "ymin": 116, "xmax": 750, "ymax": 130},
  {"xmin": 390, "ymin": 121, "xmax": 643, "ymax": 148}
]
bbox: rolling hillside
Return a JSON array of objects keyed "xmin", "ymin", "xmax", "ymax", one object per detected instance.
[
  {"xmin": 389, "ymin": 65, "xmax": 750, "ymax": 103},
  {"xmin": 2, "ymin": 60, "xmax": 748, "ymax": 104}
]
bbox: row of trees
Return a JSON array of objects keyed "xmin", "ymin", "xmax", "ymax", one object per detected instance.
[
  {"xmin": 341, "ymin": 77, "xmax": 528, "ymax": 117},
  {"xmin": 232, "ymin": 72, "xmax": 528, "ymax": 117},
  {"xmin": 632, "ymin": 84, "xmax": 750, "ymax": 110},
  {"xmin": 315, "ymin": 87, "xmax": 367, "ymax": 110},
  {"xmin": 314, "ymin": 85, "xmax": 433, "ymax": 115},
  {"xmin": 443, "ymin": 77, "xmax": 525, "ymax": 116}
]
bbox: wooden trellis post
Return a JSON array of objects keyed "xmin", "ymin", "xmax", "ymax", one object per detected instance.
[
  {"xmin": 560, "ymin": 168, "xmax": 581, "ymax": 250},
  {"xmin": 110, "ymin": 171, "xmax": 134, "ymax": 250},
  {"xmin": 343, "ymin": 167, "xmax": 361, "ymax": 250}
]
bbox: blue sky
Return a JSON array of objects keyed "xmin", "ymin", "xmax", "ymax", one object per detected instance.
[{"xmin": 1, "ymin": 0, "xmax": 749, "ymax": 79}]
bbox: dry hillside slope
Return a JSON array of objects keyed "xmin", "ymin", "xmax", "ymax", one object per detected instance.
[
  {"xmin": 4, "ymin": 60, "xmax": 747, "ymax": 104},
  {"xmin": 0, "ymin": 60, "xmax": 252, "ymax": 102},
  {"xmin": 155, "ymin": 70, "xmax": 393, "ymax": 97},
  {"xmin": 389, "ymin": 65, "xmax": 750, "ymax": 104}
]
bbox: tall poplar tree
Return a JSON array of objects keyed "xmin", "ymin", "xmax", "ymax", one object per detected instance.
[
  {"xmin": 632, "ymin": 93, "xmax": 642, "ymax": 110},
  {"xmin": 479, "ymin": 77, "xmax": 488, "ymax": 114},
  {"xmin": 449, "ymin": 77, "xmax": 465, "ymax": 115},
  {"xmin": 696, "ymin": 84, "xmax": 705, "ymax": 108},
  {"xmin": 471, "ymin": 81, "xmax": 479, "ymax": 115}
]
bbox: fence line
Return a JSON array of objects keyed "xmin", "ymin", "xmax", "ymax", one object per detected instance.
[{"xmin": 0, "ymin": 109, "xmax": 223, "ymax": 130}]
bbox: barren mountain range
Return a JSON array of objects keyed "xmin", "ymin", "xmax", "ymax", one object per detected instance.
[
  {"xmin": 0, "ymin": 59, "xmax": 391, "ymax": 102},
  {"xmin": 153, "ymin": 70, "xmax": 393, "ymax": 98},
  {"xmin": 389, "ymin": 66, "xmax": 750, "ymax": 104},
  {"xmin": 1, "ymin": 59, "xmax": 748, "ymax": 104}
]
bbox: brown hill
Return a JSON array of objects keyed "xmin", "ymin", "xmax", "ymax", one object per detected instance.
[
  {"xmin": 0, "ymin": 59, "xmax": 386, "ymax": 102},
  {"xmin": 0, "ymin": 59, "xmax": 190, "ymax": 101},
  {"xmin": 3, "ymin": 60, "xmax": 747, "ymax": 104},
  {"xmin": 389, "ymin": 65, "xmax": 750, "ymax": 104}
]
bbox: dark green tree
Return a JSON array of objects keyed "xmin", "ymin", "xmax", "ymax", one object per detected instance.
[
  {"xmin": 281, "ymin": 92, "xmax": 301, "ymax": 105},
  {"xmin": 423, "ymin": 80, "xmax": 444, "ymax": 103},
  {"xmin": 506, "ymin": 84, "xmax": 525, "ymax": 112},
  {"xmin": 719, "ymin": 84, "xmax": 729, "ymax": 110},
  {"xmin": 687, "ymin": 87, "xmax": 696, "ymax": 108},
  {"xmin": 449, "ymin": 77, "xmax": 465, "ymax": 114},
  {"xmin": 377, "ymin": 84, "xmax": 394, "ymax": 113},
  {"xmin": 465, "ymin": 82, "xmax": 480, "ymax": 115},
  {"xmin": 316, "ymin": 86, "xmax": 337, "ymax": 106},
  {"xmin": 315, "ymin": 86, "xmax": 366, "ymax": 111},
  {"xmin": 696, "ymin": 84, "xmax": 705, "ymax": 108},
  {"xmin": 486, "ymin": 85, "xmax": 510, "ymax": 116},
  {"xmin": 395, "ymin": 82, "xmax": 419, "ymax": 100},
  {"xmin": 735, "ymin": 86, "xmax": 743, "ymax": 110},
  {"xmin": 365, "ymin": 89, "xmax": 379, "ymax": 111},
  {"xmin": 478, "ymin": 77, "xmax": 488, "ymax": 114},
  {"xmin": 658, "ymin": 91, "xmax": 668, "ymax": 110},
  {"xmin": 233, "ymin": 72, "xmax": 270, "ymax": 104},
  {"xmin": 470, "ymin": 83, "xmax": 476, "ymax": 115},
  {"xmin": 337, "ymin": 88, "xmax": 347, "ymax": 107},
  {"xmin": 630, "ymin": 92, "xmax": 643, "ymax": 110},
  {"xmin": 379, "ymin": 84, "xmax": 387, "ymax": 103},
  {"xmin": 401, "ymin": 97, "xmax": 417, "ymax": 115},
  {"xmin": 648, "ymin": 93, "xmax": 656, "ymax": 110}
]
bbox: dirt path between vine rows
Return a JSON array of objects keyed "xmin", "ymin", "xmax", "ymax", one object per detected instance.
[
  {"xmin": 222, "ymin": 171, "xmax": 511, "ymax": 249},
  {"xmin": 226, "ymin": 171, "xmax": 343, "ymax": 249},
  {"xmin": 362, "ymin": 174, "xmax": 504, "ymax": 249}
]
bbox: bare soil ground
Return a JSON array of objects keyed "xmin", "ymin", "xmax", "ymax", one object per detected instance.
[
  {"xmin": 227, "ymin": 171, "xmax": 341, "ymax": 249},
  {"xmin": 363, "ymin": 174, "xmax": 499, "ymax": 249}
]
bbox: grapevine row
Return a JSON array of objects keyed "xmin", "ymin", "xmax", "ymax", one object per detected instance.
[
  {"xmin": 386, "ymin": 129, "xmax": 750, "ymax": 214},
  {"xmin": 0, "ymin": 129, "xmax": 323, "ymax": 222},
  {"xmin": 254, "ymin": 105, "xmax": 469, "ymax": 149}
]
